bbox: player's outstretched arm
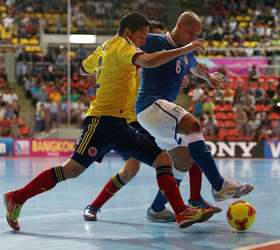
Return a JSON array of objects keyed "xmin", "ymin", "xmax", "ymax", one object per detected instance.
[
  {"xmin": 134, "ymin": 39, "xmax": 205, "ymax": 68},
  {"xmin": 191, "ymin": 63, "xmax": 225, "ymax": 88},
  {"xmin": 191, "ymin": 63, "xmax": 212, "ymax": 84}
]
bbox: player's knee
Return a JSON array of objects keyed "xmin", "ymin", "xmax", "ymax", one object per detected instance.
[
  {"xmin": 119, "ymin": 159, "xmax": 140, "ymax": 182},
  {"xmin": 188, "ymin": 118, "xmax": 201, "ymax": 133},
  {"xmin": 179, "ymin": 115, "xmax": 201, "ymax": 135},
  {"xmin": 168, "ymin": 146, "xmax": 193, "ymax": 171},
  {"xmin": 128, "ymin": 162, "xmax": 140, "ymax": 177},
  {"xmin": 173, "ymin": 159, "xmax": 193, "ymax": 172},
  {"xmin": 62, "ymin": 160, "xmax": 85, "ymax": 179},
  {"xmin": 153, "ymin": 151, "xmax": 172, "ymax": 168}
]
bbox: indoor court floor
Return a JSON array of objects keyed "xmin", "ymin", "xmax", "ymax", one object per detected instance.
[{"xmin": 0, "ymin": 157, "xmax": 280, "ymax": 250}]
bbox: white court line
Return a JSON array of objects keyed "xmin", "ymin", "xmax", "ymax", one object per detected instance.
[
  {"xmin": 0, "ymin": 205, "xmax": 147, "ymax": 224},
  {"xmin": 235, "ymin": 240, "xmax": 280, "ymax": 250}
]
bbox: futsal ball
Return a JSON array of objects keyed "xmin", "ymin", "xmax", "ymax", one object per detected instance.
[{"xmin": 226, "ymin": 200, "xmax": 256, "ymax": 231}]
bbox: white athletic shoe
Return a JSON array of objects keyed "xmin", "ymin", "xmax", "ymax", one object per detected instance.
[
  {"xmin": 146, "ymin": 207, "xmax": 175, "ymax": 222},
  {"xmin": 212, "ymin": 179, "xmax": 254, "ymax": 202}
]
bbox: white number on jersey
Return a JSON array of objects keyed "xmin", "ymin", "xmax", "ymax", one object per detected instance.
[{"xmin": 176, "ymin": 60, "xmax": 181, "ymax": 74}]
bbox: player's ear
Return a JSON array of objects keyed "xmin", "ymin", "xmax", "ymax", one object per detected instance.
[{"xmin": 123, "ymin": 28, "xmax": 132, "ymax": 37}]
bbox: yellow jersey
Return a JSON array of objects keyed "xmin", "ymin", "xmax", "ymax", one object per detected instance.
[
  {"xmin": 82, "ymin": 36, "xmax": 140, "ymax": 120},
  {"xmin": 126, "ymin": 70, "xmax": 140, "ymax": 123}
]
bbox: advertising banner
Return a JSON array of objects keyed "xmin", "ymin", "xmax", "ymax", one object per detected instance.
[
  {"xmin": 199, "ymin": 57, "xmax": 268, "ymax": 76},
  {"xmin": 263, "ymin": 141, "xmax": 280, "ymax": 159},
  {"xmin": 206, "ymin": 141, "xmax": 264, "ymax": 158},
  {"xmin": 14, "ymin": 139, "xmax": 76, "ymax": 157},
  {"xmin": 13, "ymin": 139, "xmax": 31, "ymax": 156},
  {"xmin": 0, "ymin": 138, "xmax": 14, "ymax": 156},
  {"xmin": 8, "ymin": 139, "xmax": 280, "ymax": 159}
]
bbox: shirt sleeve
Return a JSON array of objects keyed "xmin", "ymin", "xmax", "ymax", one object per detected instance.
[
  {"xmin": 81, "ymin": 46, "xmax": 102, "ymax": 74},
  {"xmin": 188, "ymin": 52, "xmax": 198, "ymax": 68}
]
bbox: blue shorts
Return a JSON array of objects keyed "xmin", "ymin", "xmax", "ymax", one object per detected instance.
[{"xmin": 71, "ymin": 116, "xmax": 162, "ymax": 168}]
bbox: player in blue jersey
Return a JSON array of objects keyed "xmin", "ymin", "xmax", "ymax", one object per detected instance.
[{"xmin": 136, "ymin": 11, "xmax": 254, "ymax": 211}]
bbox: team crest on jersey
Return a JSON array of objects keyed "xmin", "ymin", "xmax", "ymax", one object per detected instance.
[{"xmin": 88, "ymin": 147, "xmax": 98, "ymax": 157}]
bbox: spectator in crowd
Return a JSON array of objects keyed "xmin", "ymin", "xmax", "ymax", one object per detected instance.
[
  {"xmin": 256, "ymin": 113, "xmax": 273, "ymax": 141},
  {"xmin": 235, "ymin": 104, "xmax": 248, "ymax": 135},
  {"xmin": 49, "ymin": 86, "xmax": 61, "ymax": 104},
  {"xmin": 9, "ymin": 116, "xmax": 22, "ymax": 138},
  {"xmin": 248, "ymin": 64, "xmax": 260, "ymax": 83},
  {"xmin": 43, "ymin": 102, "xmax": 51, "ymax": 133},
  {"xmin": 4, "ymin": 104, "xmax": 16, "ymax": 120},
  {"xmin": 202, "ymin": 113, "xmax": 219, "ymax": 137},
  {"xmin": 193, "ymin": 96, "xmax": 204, "ymax": 119},
  {"xmin": 192, "ymin": 84, "xmax": 204, "ymax": 102},
  {"xmin": 266, "ymin": 80, "xmax": 276, "ymax": 99},
  {"xmin": 242, "ymin": 90, "xmax": 256, "ymax": 117},
  {"xmin": 2, "ymin": 87, "xmax": 18, "ymax": 104},
  {"xmin": 213, "ymin": 87, "xmax": 224, "ymax": 103},
  {"xmin": 49, "ymin": 100, "xmax": 60, "ymax": 129},
  {"xmin": 34, "ymin": 102, "xmax": 45, "ymax": 132},
  {"xmin": 246, "ymin": 113, "xmax": 260, "ymax": 137},
  {"xmin": 255, "ymin": 82, "xmax": 266, "ymax": 104},
  {"xmin": 223, "ymin": 85, "xmax": 235, "ymax": 103},
  {"xmin": 203, "ymin": 96, "xmax": 215, "ymax": 115}
]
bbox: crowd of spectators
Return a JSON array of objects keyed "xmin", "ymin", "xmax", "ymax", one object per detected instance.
[
  {"xmin": 16, "ymin": 47, "xmax": 97, "ymax": 133},
  {"xmin": 198, "ymin": 0, "xmax": 280, "ymax": 57},
  {"xmin": 0, "ymin": 0, "xmax": 279, "ymax": 140},
  {"xmin": 0, "ymin": 0, "xmax": 279, "ymax": 54},
  {"xmin": 186, "ymin": 68, "xmax": 280, "ymax": 141},
  {"xmin": 0, "ymin": 60, "xmax": 28, "ymax": 137}
]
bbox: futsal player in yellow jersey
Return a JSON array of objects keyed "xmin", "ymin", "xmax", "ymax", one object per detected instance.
[
  {"xmin": 4, "ymin": 12, "xmax": 214, "ymax": 231},
  {"xmin": 81, "ymin": 37, "xmax": 140, "ymax": 119}
]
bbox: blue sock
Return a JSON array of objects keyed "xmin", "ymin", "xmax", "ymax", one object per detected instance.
[
  {"xmin": 188, "ymin": 140, "xmax": 224, "ymax": 191},
  {"xmin": 151, "ymin": 179, "xmax": 182, "ymax": 212}
]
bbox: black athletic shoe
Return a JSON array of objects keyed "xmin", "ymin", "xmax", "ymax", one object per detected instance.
[{"xmin": 83, "ymin": 205, "xmax": 100, "ymax": 221}]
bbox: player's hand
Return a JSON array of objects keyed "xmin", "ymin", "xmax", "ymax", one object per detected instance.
[
  {"xmin": 183, "ymin": 39, "xmax": 206, "ymax": 54},
  {"xmin": 209, "ymin": 72, "xmax": 225, "ymax": 88}
]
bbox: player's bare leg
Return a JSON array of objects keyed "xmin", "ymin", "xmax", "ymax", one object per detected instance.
[
  {"xmin": 4, "ymin": 159, "xmax": 85, "ymax": 231},
  {"xmin": 84, "ymin": 159, "xmax": 140, "ymax": 221}
]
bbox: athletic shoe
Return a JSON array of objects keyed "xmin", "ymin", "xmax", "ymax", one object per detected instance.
[
  {"xmin": 176, "ymin": 207, "xmax": 215, "ymax": 229},
  {"xmin": 3, "ymin": 192, "xmax": 22, "ymax": 231},
  {"xmin": 188, "ymin": 198, "xmax": 222, "ymax": 213},
  {"xmin": 212, "ymin": 179, "xmax": 254, "ymax": 202},
  {"xmin": 83, "ymin": 205, "xmax": 100, "ymax": 221},
  {"xmin": 146, "ymin": 207, "xmax": 175, "ymax": 222}
]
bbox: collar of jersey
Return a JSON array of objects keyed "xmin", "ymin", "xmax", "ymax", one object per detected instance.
[
  {"xmin": 118, "ymin": 35, "xmax": 135, "ymax": 47},
  {"xmin": 165, "ymin": 32, "xmax": 177, "ymax": 47}
]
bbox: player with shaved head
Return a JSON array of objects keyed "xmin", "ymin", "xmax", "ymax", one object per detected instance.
[{"xmin": 136, "ymin": 11, "xmax": 254, "ymax": 216}]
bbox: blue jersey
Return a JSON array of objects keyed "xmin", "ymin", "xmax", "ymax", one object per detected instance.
[{"xmin": 136, "ymin": 33, "xmax": 198, "ymax": 114}]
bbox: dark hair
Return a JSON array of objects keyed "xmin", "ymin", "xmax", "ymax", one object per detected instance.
[
  {"xmin": 149, "ymin": 20, "xmax": 165, "ymax": 33},
  {"xmin": 118, "ymin": 12, "xmax": 150, "ymax": 35}
]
